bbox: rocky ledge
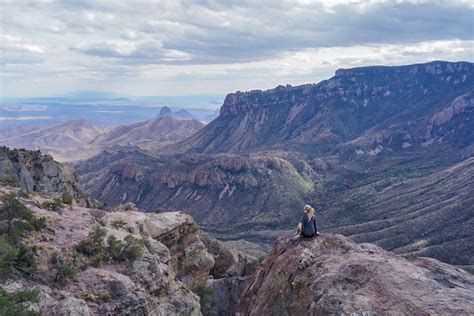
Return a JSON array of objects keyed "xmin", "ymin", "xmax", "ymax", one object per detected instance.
[
  {"xmin": 0, "ymin": 147, "xmax": 97, "ymax": 207},
  {"xmin": 0, "ymin": 189, "xmax": 259, "ymax": 315},
  {"xmin": 238, "ymin": 234, "xmax": 474, "ymax": 315}
]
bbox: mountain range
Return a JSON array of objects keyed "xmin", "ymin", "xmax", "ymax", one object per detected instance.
[
  {"xmin": 0, "ymin": 147, "xmax": 472, "ymax": 315},
  {"xmin": 71, "ymin": 61, "xmax": 474, "ymax": 270},
  {"xmin": 0, "ymin": 116, "xmax": 204, "ymax": 162}
]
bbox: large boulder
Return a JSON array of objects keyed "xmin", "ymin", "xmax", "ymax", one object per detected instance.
[
  {"xmin": 56, "ymin": 297, "xmax": 91, "ymax": 316},
  {"xmin": 238, "ymin": 234, "xmax": 474, "ymax": 315}
]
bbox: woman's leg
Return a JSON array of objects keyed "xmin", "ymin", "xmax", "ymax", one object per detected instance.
[{"xmin": 296, "ymin": 223, "xmax": 302, "ymax": 234}]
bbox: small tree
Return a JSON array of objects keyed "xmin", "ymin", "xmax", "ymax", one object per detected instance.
[
  {"xmin": 106, "ymin": 235, "xmax": 143, "ymax": 262},
  {"xmin": 61, "ymin": 191, "xmax": 73, "ymax": 205},
  {"xmin": 75, "ymin": 225, "xmax": 107, "ymax": 256},
  {"xmin": 0, "ymin": 236, "xmax": 18, "ymax": 276},
  {"xmin": 1, "ymin": 194, "xmax": 34, "ymax": 244},
  {"xmin": 0, "ymin": 288, "xmax": 40, "ymax": 316},
  {"xmin": 51, "ymin": 253, "xmax": 75, "ymax": 286}
]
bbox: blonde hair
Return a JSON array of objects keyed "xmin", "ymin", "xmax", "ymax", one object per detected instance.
[{"xmin": 304, "ymin": 204, "xmax": 314, "ymax": 219}]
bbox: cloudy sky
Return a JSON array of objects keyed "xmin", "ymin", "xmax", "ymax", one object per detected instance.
[{"xmin": 1, "ymin": 0, "xmax": 473, "ymax": 100}]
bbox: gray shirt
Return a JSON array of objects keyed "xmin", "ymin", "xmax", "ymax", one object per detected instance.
[{"xmin": 301, "ymin": 215, "xmax": 318, "ymax": 237}]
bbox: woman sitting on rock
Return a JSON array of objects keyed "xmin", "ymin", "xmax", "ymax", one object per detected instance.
[{"xmin": 296, "ymin": 204, "xmax": 319, "ymax": 238}]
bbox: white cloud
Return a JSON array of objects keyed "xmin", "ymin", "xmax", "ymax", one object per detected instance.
[
  {"xmin": 0, "ymin": 0, "xmax": 472, "ymax": 98},
  {"xmin": 0, "ymin": 35, "xmax": 45, "ymax": 53}
]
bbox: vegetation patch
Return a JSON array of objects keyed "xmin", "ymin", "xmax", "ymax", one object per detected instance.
[
  {"xmin": 0, "ymin": 288, "xmax": 40, "ymax": 316},
  {"xmin": 41, "ymin": 199, "xmax": 63, "ymax": 213},
  {"xmin": 61, "ymin": 191, "xmax": 73, "ymax": 205},
  {"xmin": 51, "ymin": 253, "xmax": 76, "ymax": 286},
  {"xmin": 111, "ymin": 219, "xmax": 127, "ymax": 229},
  {"xmin": 107, "ymin": 235, "xmax": 143, "ymax": 262},
  {"xmin": 0, "ymin": 194, "xmax": 45, "ymax": 276},
  {"xmin": 76, "ymin": 225, "xmax": 143, "ymax": 266}
]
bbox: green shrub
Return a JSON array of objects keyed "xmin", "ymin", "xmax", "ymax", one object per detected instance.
[
  {"xmin": 111, "ymin": 219, "xmax": 127, "ymax": 229},
  {"xmin": 122, "ymin": 235, "xmax": 143, "ymax": 261},
  {"xmin": 90, "ymin": 254, "xmax": 107, "ymax": 267},
  {"xmin": 0, "ymin": 236, "xmax": 19, "ymax": 276},
  {"xmin": 1, "ymin": 175, "xmax": 19, "ymax": 187},
  {"xmin": 17, "ymin": 190, "xmax": 30, "ymax": 198},
  {"xmin": 106, "ymin": 235, "xmax": 143, "ymax": 262},
  {"xmin": 0, "ymin": 288, "xmax": 39, "ymax": 316},
  {"xmin": 107, "ymin": 235, "xmax": 124, "ymax": 261},
  {"xmin": 41, "ymin": 199, "xmax": 63, "ymax": 213},
  {"xmin": 61, "ymin": 191, "xmax": 73, "ymax": 205},
  {"xmin": 0, "ymin": 194, "xmax": 44, "ymax": 275},
  {"xmin": 51, "ymin": 254, "xmax": 76, "ymax": 286},
  {"xmin": 75, "ymin": 225, "xmax": 107, "ymax": 256},
  {"xmin": 0, "ymin": 194, "xmax": 33, "ymax": 243},
  {"xmin": 76, "ymin": 226, "xmax": 142, "ymax": 266},
  {"xmin": 15, "ymin": 245, "xmax": 37, "ymax": 275},
  {"xmin": 31, "ymin": 217, "xmax": 47, "ymax": 231}
]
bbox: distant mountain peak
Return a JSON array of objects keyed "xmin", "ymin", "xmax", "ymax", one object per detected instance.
[
  {"xmin": 174, "ymin": 109, "xmax": 195, "ymax": 120},
  {"xmin": 159, "ymin": 106, "xmax": 173, "ymax": 116}
]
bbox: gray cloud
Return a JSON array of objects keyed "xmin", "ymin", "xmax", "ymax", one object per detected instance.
[
  {"xmin": 0, "ymin": 0, "xmax": 473, "ymax": 98},
  {"xmin": 156, "ymin": 1, "xmax": 474, "ymax": 63},
  {"xmin": 5, "ymin": 1, "xmax": 471, "ymax": 64}
]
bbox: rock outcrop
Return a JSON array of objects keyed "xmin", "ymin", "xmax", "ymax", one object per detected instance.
[
  {"xmin": 0, "ymin": 147, "xmax": 97, "ymax": 207},
  {"xmin": 199, "ymin": 232, "xmax": 261, "ymax": 316},
  {"xmin": 0, "ymin": 187, "xmax": 209, "ymax": 315},
  {"xmin": 0, "ymin": 186, "xmax": 259, "ymax": 315},
  {"xmin": 238, "ymin": 234, "xmax": 474, "ymax": 315}
]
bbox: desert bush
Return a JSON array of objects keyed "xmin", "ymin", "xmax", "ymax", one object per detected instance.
[
  {"xmin": 122, "ymin": 235, "xmax": 143, "ymax": 261},
  {"xmin": 0, "ymin": 236, "xmax": 19, "ymax": 276},
  {"xmin": 17, "ymin": 190, "xmax": 30, "ymax": 198},
  {"xmin": 0, "ymin": 195, "xmax": 45, "ymax": 276},
  {"xmin": 111, "ymin": 219, "xmax": 127, "ymax": 229},
  {"xmin": 15, "ymin": 245, "xmax": 37, "ymax": 275},
  {"xmin": 41, "ymin": 199, "xmax": 63, "ymax": 213},
  {"xmin": 107, "ymin": 235, "xmax": 143, "ymax": 262},
  {"xmin": 0, "ymin": 288, "xmax": 39, "ymax": 316},
  {"xmin": 107, "ymin": 235, "xmax": 124, "ymax": 261},
  {"xmin": 51, "ymin": 253, "xmax": 76, "ymax": 286},
  {"xmin": 75, "ymin": 225, "xmax": 107, "ymax": 256},
  {"xmin": 61, "ymin": 191, "xmax": 73, "ymax": 205}
]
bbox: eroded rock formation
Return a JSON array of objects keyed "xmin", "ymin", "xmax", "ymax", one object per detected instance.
[
  {"xmin": 238, "ymin": 234, "xmax": 474, "ymax": 315},
  {"xmin": 0, "ymin": 147, "xmax": 97, "ymax": 207}
]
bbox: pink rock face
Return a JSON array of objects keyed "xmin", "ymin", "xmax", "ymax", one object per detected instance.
[{"xmin": 238, "ymin": 234, "xmax": 474, "ymax": 315}]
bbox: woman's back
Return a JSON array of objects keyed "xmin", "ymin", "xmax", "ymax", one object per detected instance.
[{"xmin": 301, "ymin": 215, "xmax": 317, "ymax": 237}]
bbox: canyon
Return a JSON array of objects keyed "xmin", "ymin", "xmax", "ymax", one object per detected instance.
[{"xmin": 72, "ymin": 61, "xmax": 473, "ymax": 269}]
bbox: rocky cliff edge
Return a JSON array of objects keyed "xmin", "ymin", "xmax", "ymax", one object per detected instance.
[{"xmin": 238, "ymin": 233, "xmax": 474, "ymax": 315}]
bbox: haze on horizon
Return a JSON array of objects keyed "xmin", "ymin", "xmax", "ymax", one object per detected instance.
[{"xmin": 1, "ymin": 0, "xmax": 473, "ymax": 100}]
